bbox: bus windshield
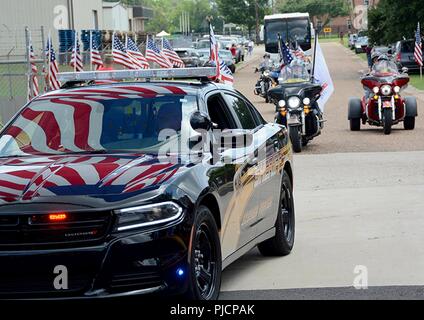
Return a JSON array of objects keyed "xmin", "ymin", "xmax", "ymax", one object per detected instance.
[
  {"xmin": 287, "ymin": 19, "xmax": 310, "ymax": 43},
  {"xmin": 265, "ymin": 17, "xmax": 311, "ymax": 53}
]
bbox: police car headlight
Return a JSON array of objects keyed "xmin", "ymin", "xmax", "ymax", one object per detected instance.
[
  {"xmin": 381, "ymin": 85, "xmax": 392, "ymax": 96},
  {"xmin": 394, "ymin": 86, "xmax": 401, "ymax": 93},
  {"xmin": 303, "ymin": 98, "xmax": 311, "ymax": 105},
  {"xmin": 288, "ymin": 97, "xmax": 301, "ymax": 109},
  {"xmin": 373, "ymin": 86, "xmax": 380, "ymax": 94},
  {"xmin": 115, "ymin": 202, "xmax": 183, "ymax": 232}
]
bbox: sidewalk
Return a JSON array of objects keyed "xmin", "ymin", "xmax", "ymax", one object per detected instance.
[{"xmin": 236, "ymin": 45, "xmax": 265, "ymax": 72}]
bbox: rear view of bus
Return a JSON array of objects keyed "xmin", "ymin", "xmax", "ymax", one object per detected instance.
[{"xmin": 264, "ymin": 13, "xmax": 312, "ymax": 55}]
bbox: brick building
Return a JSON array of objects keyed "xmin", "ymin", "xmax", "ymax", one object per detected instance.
[{"xmin": 315, "ymin": 0, "xmax": 380, "ymax": 35}]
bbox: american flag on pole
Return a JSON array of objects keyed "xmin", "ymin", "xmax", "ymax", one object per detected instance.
[
  {"xmin": 162, "ymin": 38, "xmax": 185, "ymax": 68},
  {"xmin": 291, "ymin": 43, "xmax": 306, "ymax": 61},
  {"xmin": 70, "ymin": 31, "xmax": 83, "ymax": 72},
  {"xmin": 126, "ymin": 36, "xmax": 149, "ymax": 69},
  {"xmin": 28, "ymin": 35, "xmax": 39, "ymax": 100},
  {"xmin": 113, "ymin": 34, "xmax": 136, "ymax": 69},
  {"xmin": 414, "ymin": 23, "xmax": 423, "ymax": 67},
  {"xmin": 279, "ymin": 39, "xmax": 294, "ymax": 66},
  {"xmin": 145, "ymin": 37, "xmax": 173, "ymax": 68},
  {"xmin": 90, "ymin": 32, "xmax": 103, "ymax": 70},
  {"xmin": 46, "ymin": 36, "xmax": 61, "ymax": 91},
  {"xmin": 209, "ymin": 23, "xmax": 221, "ymax": 81},
  {"xmin": 219, "ymin": 60, "xmax": 234, "ymax": 85}
]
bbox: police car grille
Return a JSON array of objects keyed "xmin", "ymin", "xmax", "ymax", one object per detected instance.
[{"xmin": 0, "ymin": 211, "xmax": 113, "ymax": 249}]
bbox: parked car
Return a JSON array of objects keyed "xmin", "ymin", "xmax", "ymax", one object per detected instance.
[
  {"xmin": 174, "ymin": 48, "xmax": 202, "ymax": 67},
  {"xmin": 348, "ymin": 34, "xmax": 358, "ymax": 49},
  {"xmin": 196, "ymin": 49, "xmax": 236, "ymax": 73},
  {"xmin": 393, "ymin": 39, "xmax": 421, "ymax": 73},
  {"xmin": 220, "ymin": 37, "xmax": 245, "ymax": 63},
  {"xmin": 354, "ymin": 36, "xmax": 369, "ymax": 54},
  {"xmin": 195, "ymin": 39, "xmax": 223, "ymax": 50},
  {"xmin": 0, "ymin": 67, "xmax": 294, "ymax": 300}
]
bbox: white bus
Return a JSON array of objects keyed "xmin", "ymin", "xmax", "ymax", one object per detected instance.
[{"xmin": 264, "ymin": 13, "xmax": 312, "ymax": 54}]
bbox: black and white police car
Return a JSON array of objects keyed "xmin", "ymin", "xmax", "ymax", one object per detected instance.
[{"xmin": 0, "ymin": 67, "xmax": 295, "ymax": 300}]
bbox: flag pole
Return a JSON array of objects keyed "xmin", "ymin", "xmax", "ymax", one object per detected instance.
[
  {"xmin": 112, "ymin": 31, "xmax": 115, "ymax": 61},
  {"xmin": 25, "ymin": 27, "xmax": 33, "ymax": 102},
  {"xmin": 90, "ymin": 30, "xmax": 93, "ymax": 71},
  {"xmin": 73, "ymin": 31, "xmax": 77, "ymax": 73},
  {"xmin": 47, "ymin": 30, "xmax": 52, "ymax": 91},
  {"xmin": 311, "ymin": 28, "xmax": 318, "ymax": 82}
]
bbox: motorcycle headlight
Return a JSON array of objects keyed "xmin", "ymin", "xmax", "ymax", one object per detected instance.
[
  {"xmin": 278, "ymin": 100, "xmax": 286, "ymax": 108},
  {"xmin": 303, "ymin": 98, "xmax": 311, "ymax": 106},
  {"xmin": 394, "ymin": 86, "xmax": 400, "ymax": 93},
  {"xmin": 263, "ymin": 70, "xmax": 270, "ymax": 77},
  {"xmin": 373, "ymin": 87, "xmax": 380, "ymax": 94},
  {"xmin": 288, "ymin": 97, "xmax": 301, "ymax": 109},
  {"xmin": 115, "ymin": 202, "xmax": 183, "ymax": 232},
  {"xmin": 381, "ymin": 85, "xmax": 392, "ymax": 96}
]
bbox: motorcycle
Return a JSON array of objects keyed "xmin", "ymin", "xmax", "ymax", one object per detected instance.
[
  {"xmin": 348, "ymin": 59, "xmax": 417, "ymax": 135},
  {"xmin": 254, "ymin": 62, "xmax": 281, "ymax": 103},
  {"xmin": 268, "ymin": 62, "xmax": 324, "ymax": 153}
]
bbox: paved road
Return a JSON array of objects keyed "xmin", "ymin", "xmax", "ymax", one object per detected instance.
[
  {"xmin": 220, "ymin": 286, "xmax": 424, "ymax": 300},
  {"xmin": 220, "ymin": 43, "xmax": 424, "ymax": 300},
  {"xmin": 234, "ymin": 42, "xmax": 424, "ymax": 154}
]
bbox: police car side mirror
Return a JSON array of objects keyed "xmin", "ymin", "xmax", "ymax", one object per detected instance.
[{"xmin": 190, "ymin": 112, "xmax": 212, "ymax": 132}]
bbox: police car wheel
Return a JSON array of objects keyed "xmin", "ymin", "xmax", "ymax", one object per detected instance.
[
  {"xmin": 258, "ymin": 172, "xmax": 295, "ymax": 256},
  {"xmin": 185, "ymin": 206, "xmax": 222, "ymax": 300}
]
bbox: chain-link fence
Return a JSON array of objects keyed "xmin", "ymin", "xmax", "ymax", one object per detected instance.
[
  {"xmin": 0, "ymin": 29, "xmax": 200, "ymax": 123},
  {"xmin": 0, "ymin": 27, "xmax": 45, "ymax": 123}
]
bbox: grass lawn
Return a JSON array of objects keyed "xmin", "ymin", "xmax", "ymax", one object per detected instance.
[{"xmin": 410, "ymin": 74, "xmax": 424, "ymax": 90}]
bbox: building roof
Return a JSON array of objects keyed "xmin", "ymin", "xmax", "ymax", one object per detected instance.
[{"xmin": 264, "ymin": 13, "xmax": 310, "ymax": 20}]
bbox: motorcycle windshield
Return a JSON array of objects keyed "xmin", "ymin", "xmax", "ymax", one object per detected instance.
[
  {"xmin": 279, "ymin": 64, "xmax": 310, "ymax": 84},
  {"xmin": 371, "ymin": 60, "xmax": 399, "ymax": 77}
]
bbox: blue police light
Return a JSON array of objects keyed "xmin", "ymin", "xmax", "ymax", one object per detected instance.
[{"xmin": 176, "ymin": 268, "xmax": 185, "ymax": 277}]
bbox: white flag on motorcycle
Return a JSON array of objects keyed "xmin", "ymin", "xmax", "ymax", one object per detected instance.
[{"xmin": 314, "ymin": 40, "xmax": 334, "ymax": 112}]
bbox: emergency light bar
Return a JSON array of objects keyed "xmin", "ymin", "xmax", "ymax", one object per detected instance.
[{"xmin": 57, "ymin": 67, "xmax": 217, "ymax": 83}]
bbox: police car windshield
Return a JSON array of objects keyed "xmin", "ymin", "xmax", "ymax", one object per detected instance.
[{"xmin": 0, "ymin": 94, "xmax": 198, "ymax": 157}]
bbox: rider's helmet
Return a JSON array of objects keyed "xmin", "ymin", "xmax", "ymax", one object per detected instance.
[{"xmin": 263, "ymin": 53, "xmax": 271, "ymax": 59}]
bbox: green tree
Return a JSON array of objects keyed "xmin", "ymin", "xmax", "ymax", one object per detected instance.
[
  {"xmin": 216, "ymin": 0, "xmax": 270, "ymax": 38},
  {"xmin": 368, "ymin": 0, "xmax": 424, "ymax": 45},
  {"xmin": 104, "ymin": 0, "xmax": 217, "ymax": 34},
  {"xmin": 279, "ymin": 0, "xmax": 349, "ymax": 28}
]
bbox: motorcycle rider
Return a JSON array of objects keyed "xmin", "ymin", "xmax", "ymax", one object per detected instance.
[
  {"xmin": 256, "ymin": 53, "xmax": 273, "ymax": 72},
  {"xmin": 254, "ymin": 53, "xmax": 274, "ymax": 97},
  {"xmin": 371, "ymin": 54, "xmax": 396, "ymax": 74},
  {"xmin": 280, "ymin": 60, "xmax": 323, "ymax": 118},
  {"xmin": 363, "ymin": 54, "xmax": 394, "ymax": 98}
]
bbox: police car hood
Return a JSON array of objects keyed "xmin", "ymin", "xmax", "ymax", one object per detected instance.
[{"xmin": 0, "ymin": 153, "xmax": 192, "ymax": 203}]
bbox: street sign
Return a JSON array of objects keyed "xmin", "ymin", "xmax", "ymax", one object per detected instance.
[{"xmin": 323, "ymin": 27, "xmax": 332, "ymax": 33}]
